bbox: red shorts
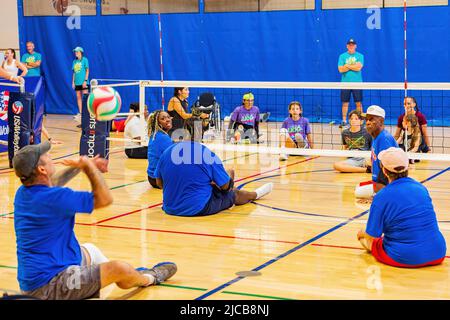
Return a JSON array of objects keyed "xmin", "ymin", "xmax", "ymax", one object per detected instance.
[
  {"xmin": 113, "ymin": 119, "xmax": 126, "ymax": 132},
  {"xmin": 371, "ymin": 237, "xmax": 445, "ymax": 268}
]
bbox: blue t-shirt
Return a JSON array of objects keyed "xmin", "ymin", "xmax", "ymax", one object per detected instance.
[
  {"xmin": 366, "ymin": 177, "xmax": 446, "ymax": 265},
  {"xmin": 72, "ymin": 57, "xmax": 89, "ymax": 86},
  {"xmin": 147, "ymin": 131, "xmax": 173, "ymax": 178},
  {"xmin": 14, "ymin": 185, "xmax": 94, "ymax": 291},
  {"xmin": 154, "ymin": 142, "xmax": 231, "ymax": 216},
  {"xmin": 371, "ymin": 129, "xmax": 398, "ymax": 183},
  {"xmin": 21, "ymin": 52, "xmax": 42, "ymax": 77},
  {"xmin": 338, "ymin": 51, "xmax": 364, "ymax": 82}
]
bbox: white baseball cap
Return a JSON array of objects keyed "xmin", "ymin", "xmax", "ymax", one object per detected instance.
[{"xmin": 363, "ymin": 105, "xmax": 385, "ymax": 119}]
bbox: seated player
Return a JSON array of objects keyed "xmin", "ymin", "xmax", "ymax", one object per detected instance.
[
  {"xmin": 227, "ymin": 92, "xmax": 262, "ymax": 144},
  {"xmin": 394, "ymin": 96, "xmax": 430, "ymax": 153},
  {"xmin": 279, "ymin": 101, "xmax": 313, "ymax": 161},
  {"xmin": 154, "ymin": 130, "xmax": 274, "ymax": 217},
  {"xmin": 357, "ymin": 147, "xmax": 446, "ymax": 268},
  {"xmin": 147, "ymin": 110, "xmax": 173, "ymax": 189},
  {"xmin": 396, "ymin": 114, "xmax": 422, "ymax": 163},
  {"xmin": 333, "ymin": 110, "xmax": 372, "ymax": 173},
  {"xmin": 12, "ymin": 142, "xmax": 177, "ymax": 300},
  {"xmin": 111, "ymin": 102, "xmax": 142, "ymax": 133},
  {"xmin": 124, "ymin": 103, "xmax": 149, "ymax": 159}
]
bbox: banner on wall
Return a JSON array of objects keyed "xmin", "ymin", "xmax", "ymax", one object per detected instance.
[{"xmin": 22, "ymin": 0, "xmax": 96, "ymax": 16}]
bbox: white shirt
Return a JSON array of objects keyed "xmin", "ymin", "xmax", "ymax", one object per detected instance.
[
  {"xmin": 124, "ymin": 116, "xmax": 146, "ymax": 148},
  {"xmin": 2, "ymin": 59, "xmax": 18, "ymax": 77}
]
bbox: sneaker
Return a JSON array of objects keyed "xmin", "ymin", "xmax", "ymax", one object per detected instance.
[
  {"xmin": 260, "ymin": 112, "xmax": 271, "ymax": 123},
  {"xmin": 73, "ymin": 113, "xmax": 81, "ymax": 124},
  {"xmin": 339, "ymin": 121, "xmax": 348, "ymax": 129},
  {"xmin": 136, "ymin": 262, "xmax": 177, "ymax": 285},
  {"xmin": 279, "ymin": 153, "xmax": 288, "ymax": 161}
]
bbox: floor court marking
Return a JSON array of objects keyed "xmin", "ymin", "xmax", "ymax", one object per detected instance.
[{"xmin": 194, "ymin": 166, "xmax": 450, "ymax": 300}]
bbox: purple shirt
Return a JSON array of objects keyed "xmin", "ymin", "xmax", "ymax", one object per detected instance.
[
  {"xmin": 282, "ymin": 117, "xmax": 312, "ymax": 142},
  {"xmin": 230, "ymin": 105, "xmax": 260, "ymax": 127}
]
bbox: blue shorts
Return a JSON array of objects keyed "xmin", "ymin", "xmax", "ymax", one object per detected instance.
[
  {"xmin": 196, "ymin": 187, "xmax": 236, "ymax": 216},
  {"xmin": 341, "ymin": 89, "xmax": 363, "ymax": 103}
]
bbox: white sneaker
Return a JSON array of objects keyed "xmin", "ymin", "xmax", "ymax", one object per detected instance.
[
  {"xmin": 279, "ymin": 153, "xmax": 288, "ymax": 161},
  {"xmin": 73, "ymin": 113, "xmax": 81, "ymax": 124},
  {"xmin": 255, "ymin": 182, "xmax": 274, "ymax": 200}
]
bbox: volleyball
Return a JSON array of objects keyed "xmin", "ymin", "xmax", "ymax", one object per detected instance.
[{"xmin": 87, "ymin": 87, "xmax": 122, "ymax": 121}]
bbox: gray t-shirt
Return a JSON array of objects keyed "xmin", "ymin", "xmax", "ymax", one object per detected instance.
[{"xmin": 341, "ymin": 127, "xmax": 372, "ymax": 151}]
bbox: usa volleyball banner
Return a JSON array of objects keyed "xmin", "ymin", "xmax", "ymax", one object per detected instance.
[
  {"xmin": 0, "ymin": 91, "xmax": 10, "ymax": 153},
  {"xmin": 7, "ymin": 92, "xmax": 34, "ymax": 167},
  {"xmin": 80, "ymin": 94, "xmax": 111, "ymax": 159}
]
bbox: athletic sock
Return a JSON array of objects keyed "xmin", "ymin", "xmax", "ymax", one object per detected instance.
[
  {"xmin": 142, "ymin": 274, "xmax": 156, "ymax": 287},
  {"xmin": 255, "ymin": 183, "xmax": 273, "ymax": 200}
]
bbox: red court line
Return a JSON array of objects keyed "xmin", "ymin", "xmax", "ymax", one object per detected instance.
[
  {"xmin": 92, "ymin": 203, "xmax": 163, "ymax": 225},
  {"xmin": 311, "ymin": 243, "xmax": 363, "ymax": 251},
  {"xmin": 234, "ymin": 156, "xmax": 319, "ymax": 183},
  {"xmin": 76, "ymin": 222, "xmax": 301, "ymax": 245}
]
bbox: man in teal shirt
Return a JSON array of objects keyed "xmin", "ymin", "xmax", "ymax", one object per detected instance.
[
  {"xmin": 338, "ymin": 38, "xmax": 364, "ymax": 128},
  {"xmin": 21, "ymin": 41, "xmax": 42, "ymax": 77}
]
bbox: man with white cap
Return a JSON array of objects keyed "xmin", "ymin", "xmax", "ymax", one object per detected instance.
[
  {"xmin": 364, "ymin": 105, "xmax": 398, "ymax": 193},
  {"xmin": 357, "ymin": 147, "xmax": 446, "ymax": 268}
]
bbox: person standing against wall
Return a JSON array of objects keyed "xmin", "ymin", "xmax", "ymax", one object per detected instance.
[
  {"xmin": 2, "ymin": 48, "xmax": 28, "ymax": 78},
  {"xmin": 338, "ymin": 38, "xmax": 364, "ymax": 128},
  {"xmin": 21, "ymin": 41, "xmax": 42, "ymax": 77},
  {"xmin": 72, "ymin": 47, "xmax": 89, "ymax": 126}
]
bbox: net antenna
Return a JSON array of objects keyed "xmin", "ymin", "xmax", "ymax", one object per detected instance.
[{"xmin": 158, "ymin": 13, "xmax": 165, "ymax": 110}]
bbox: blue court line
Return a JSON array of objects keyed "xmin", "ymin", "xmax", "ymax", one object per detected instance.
[{"xmin": 195, "ymin": 166, "xmax": 450, "ymax": 300}]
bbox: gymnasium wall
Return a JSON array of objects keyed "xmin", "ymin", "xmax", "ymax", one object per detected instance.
[
  {"xmin": 0, "ymin": 0, "xmax": 20, "ymax": 57},
  {"xmin": 18, "ymin": 1, "xmax": 450, "ymax": 124}
]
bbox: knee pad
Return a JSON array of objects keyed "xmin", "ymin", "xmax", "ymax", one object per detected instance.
[
  {"xmin": 279, "ymin": 128, "xmax": 289, "ymax": 137},
  {"xmin": 82, "ymin": 243, "xmax": 109, "ymax": 265},
  {"xmin": 355, "ymin": 181, "xmax": 375, "ymax": 199}
]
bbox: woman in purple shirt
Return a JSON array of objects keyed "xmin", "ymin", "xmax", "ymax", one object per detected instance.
[
  {"xmin": 279, "ymin": 101, "xmax": 314, "ymax": 161},
  {"xmin": 227, "ymin": 92, "xmax": 261, "ymax": 143}
]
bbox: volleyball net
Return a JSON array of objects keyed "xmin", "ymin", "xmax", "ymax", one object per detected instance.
[{"xmin": 91, "ymin": 79, "xmax": 450, "ymax": 162}]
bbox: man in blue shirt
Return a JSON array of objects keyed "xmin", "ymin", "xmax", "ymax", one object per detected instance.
[
  {"xmin": 13, "ymin": 142, "xmax": 177, "ymax": 299},
  {"xmin": 338, "ymin": 38, "xmax": 364, "ymax": 128},
  {"xmin": 154, "ymin": 140, "xmax": 273, "ymax": 217},
  {"xmin": 364, "ymin": 105, "xmax": 398, "ymax": 193},
  {"xmin": 357, "ymin": 147, "xmax": 446, "ymax": 267},
  {"xmin": 21, "ymin": 41, "xmax": 42, "ymax": 77}
]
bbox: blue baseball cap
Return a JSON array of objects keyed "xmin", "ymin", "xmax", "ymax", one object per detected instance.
[{"xmin": 73, "ymin": 46, "xmax": 84, "ymax": 53}]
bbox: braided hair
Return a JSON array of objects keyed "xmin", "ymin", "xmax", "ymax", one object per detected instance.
[{"xmin": 148, "ymin": 110, "xmax": 168, "ymax": 140}]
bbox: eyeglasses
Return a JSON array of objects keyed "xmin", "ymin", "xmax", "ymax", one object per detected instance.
[{"xmin": 244, "ymin": 99, "xmax": 254, "ymax": 102}]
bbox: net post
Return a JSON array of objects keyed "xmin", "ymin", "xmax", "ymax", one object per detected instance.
[
  {"xmin": 19, "ymin": 78, "xmax": 25, "ymax": 94},
  {"xmin": 139, "ymin": 80, "xmax": 148, "ymax": 147}
]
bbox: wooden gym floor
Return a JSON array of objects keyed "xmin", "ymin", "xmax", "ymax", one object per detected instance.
[{"xmin": 0, "ymin": 115, "xmax": 449, "ymax": 300}]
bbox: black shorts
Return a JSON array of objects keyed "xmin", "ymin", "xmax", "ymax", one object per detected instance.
[
  {"xmin": 341, "ymin": 89, "xmax": 363, "ymax": 103},
  {"xmin": 195, "ymin": 187, "xmax": 236, "ymax": 216},
  {"xmin": 75, "ymin": 85, "xmax": 90, "ymax": 91}
]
